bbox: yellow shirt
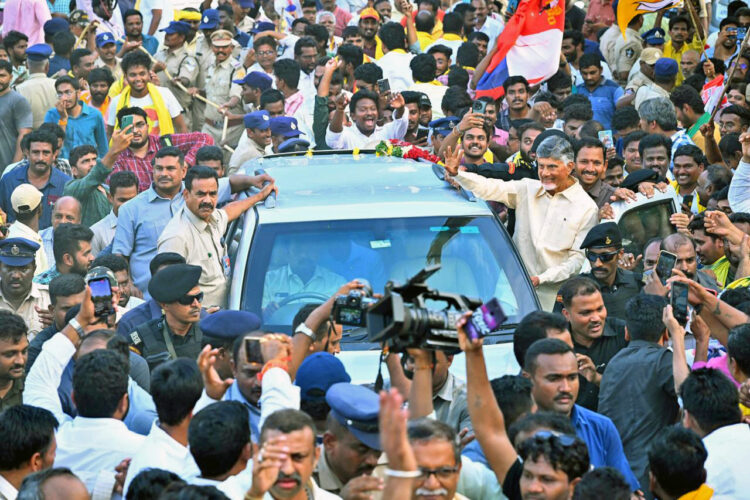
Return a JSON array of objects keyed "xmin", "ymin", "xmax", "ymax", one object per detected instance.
[
  {"xmin": 417, "ymin": 30, "xmax": 436, "ymax": 51},
  {"xmin": 663, "ymin": 37, "xmax": 704, "ymax": 86}
]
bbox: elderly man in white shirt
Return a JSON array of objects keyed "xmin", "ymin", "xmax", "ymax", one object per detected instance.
[
  {"xmin": 444, "ymin": 134, "xmax": 598, "ymax": 310},
  {"xmin": 23, "ymin": 293, "xmax": 146, "ymax": 495},
  {"xmin": 326, "ymin": 90, "xmax": 408, "ymax": 149}
]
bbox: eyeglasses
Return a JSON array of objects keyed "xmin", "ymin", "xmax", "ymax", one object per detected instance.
[
  {"xmin": 256, "ymin": 50, "xmax": 275, "ymax": 57},
  {"xmin": 585, "ymin": 250, "xmax": 619, "ymax": 263},
  {"xmin": 532, "ymin": 431, "xmax": 578, "ymax": 447},
  {"xmin": 417, "ymin": 465, "xmax": 460, "ymax": 480},
  {"xmin": 177, "ymin": 292, "xmax": 203, "ymax": 305}
]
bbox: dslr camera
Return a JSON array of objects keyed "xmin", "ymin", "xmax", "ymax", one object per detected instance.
[{"xmin": 332, "ymin": 280, "xmax": 377, "ymax": 327}]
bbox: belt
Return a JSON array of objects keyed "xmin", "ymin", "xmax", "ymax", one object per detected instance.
[{"xmin": 205, "ymin": 117, "xmax": 244, "ymax": 128}]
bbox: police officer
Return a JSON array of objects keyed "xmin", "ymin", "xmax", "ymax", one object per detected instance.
[
  {"xmin": 228, "ymin": 110, "xmax": 272, "ymax": 174},
  {"xmin": 278, "ymin": 137, "xmax": 311, "ymax": 153},
  {"xmin": 316, "ymin": 383, "xmax": 383, "ymax": 497},
  {"xmin": 612, "ymin": 15, "xmax": 643, "ymax": 83},
  {"xmin": 428, "ymin": 116, "xmax": 458, "ymax": 156},
  {"xmin": 199, "ymin": 309, "xmax": 261, "ymax": 380},
  {"xmin": 0, "ymin": 238, "xmax": 50, "ymax": 339},
  {"xmin": 16, "ymin": 44, "xmax": 56, "ymax": 129},
  {"xmin": 154, "ymin": 21, "xmax": 199, "ymax": 130},
  {"xmin": 128, "ymin": 264, "xmax": 203, "ymax": 371},
  {"xmin": 269, "ymin": 116, "xmax": 303, "ymax": 153}
]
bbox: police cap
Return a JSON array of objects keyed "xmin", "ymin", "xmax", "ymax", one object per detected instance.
[
  {"xmin": 148, "ymin": 264, "xmax": 202, "ymax": 303},
  {"xmin": 326, "ymin": 382, "xmax": 381, "ymax": 450},
  {"xmin": 580, "ymin": 222, "xmax": 622, "ymax": 250}
]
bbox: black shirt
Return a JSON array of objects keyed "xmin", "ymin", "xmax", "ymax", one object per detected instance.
[
  {"xmin": 502, "ymin": 458, "xmax": 523, "ymax": 500},
  {"xmin": 573, "ymin": 317, "xmax": 627, "ymax": 411},
  {"xmin": 129, "ymin": 317, "xmax": 203, "ymax": 371},
  {"xmin": 581, "ymin": 268, "xmax": 643, "ymax": 321}
]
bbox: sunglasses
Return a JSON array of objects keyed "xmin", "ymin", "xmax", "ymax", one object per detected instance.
[
  {"xmin": 177, "ymin": 292, "xmax": 203, "ymax": 305},
  {"xmin": 585, "ymin": 250, "xmax": 619, "ymax": 263},
  {"xmin": 532, "ymin": 431, "xmax": 578, "ymax": 447}
]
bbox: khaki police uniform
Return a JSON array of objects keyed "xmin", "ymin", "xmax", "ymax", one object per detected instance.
[
  {"xmin": 16, "ymin": 74, "xmax": 58, "ymax": 129},
  {"xmin": 0, "ymin": 282, "xmax": 50, "ymax": 341},
  {"xmin": 94, "ymin": 57, "xmax": 124, "ymax": 81},
  {"xmin": 613, "ymin": 28, "xmax": 643, "ymax": 82},
  {"xmin": 155, "ymin": 44, "xmax": 199, "ymax": 129},
  {"xmin": 202, "ymin": 58, "xmax": 246, "ymax": 148}
]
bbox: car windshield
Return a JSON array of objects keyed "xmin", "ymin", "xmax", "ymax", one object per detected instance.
[
  {"xmin": 618, "ymin": 199, "xmax": 675, "ymax": 257},
  {"xmin": 240, "ymin": 215, "xmax": 538, "ymax": 334}
]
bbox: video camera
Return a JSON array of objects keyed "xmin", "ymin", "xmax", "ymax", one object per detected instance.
[{"xmin": 333, "ymin": 265, "xmax": 484, "ymax": 352}]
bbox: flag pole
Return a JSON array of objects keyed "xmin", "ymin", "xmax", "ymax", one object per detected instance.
[
  {"xmin": 709, "ymin": 34, "xmax": 750, "ymax": 121},
  {"xmin": 683, "ymin": 0, "xmax": 709, "ymax": 61}
]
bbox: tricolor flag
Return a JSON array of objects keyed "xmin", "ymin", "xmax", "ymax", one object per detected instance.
[
  {"xmin": 475, "ymin": 0, "xmax": 565, "ymax": 99},
  {"xmin": 701, "ymin": 74, "xmax": 727, "ymax": 114},
  {"xmin": 616, "ymin": 0, "xmax": 681, "ymax": 37}
]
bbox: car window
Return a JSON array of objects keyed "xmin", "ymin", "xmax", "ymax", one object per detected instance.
[
  {"xmin": 618, "ymin": 200, "xmax": 675, "ymax": 257},
  {"xmin": 241, "ymin": 216, "xmax": 538, "ymax": 333}
]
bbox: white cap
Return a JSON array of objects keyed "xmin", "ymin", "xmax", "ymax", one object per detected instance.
[{"xmin": 11, "ymin": 184, "xmax": 42, "ymax": 213}]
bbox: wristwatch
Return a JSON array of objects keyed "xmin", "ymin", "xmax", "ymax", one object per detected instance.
[
  {"xmin": 68, "ymin": 317, "xmax": 85, "ymax": 340},
  {"xmin": 294, "ymin": 323, "xmax": 315, "ymax": 340}
]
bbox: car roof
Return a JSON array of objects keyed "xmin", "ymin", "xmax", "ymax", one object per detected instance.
[{"xmin": 243, "ymin": 152, "xmax": 492, "ymax": 223}]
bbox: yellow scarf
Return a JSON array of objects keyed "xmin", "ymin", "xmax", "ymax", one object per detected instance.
[
  {"xmin": 677, "ymin": 484, "xmax": 713, "ymax": 500},
  {"xmin": 115, "ymin": 82, "xmax": 174, "ymax": 135}
]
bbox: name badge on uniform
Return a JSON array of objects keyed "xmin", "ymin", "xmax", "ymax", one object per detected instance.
[{"xmin": 222, "ymin": 254, "xmax": 231, "ymax": 278}]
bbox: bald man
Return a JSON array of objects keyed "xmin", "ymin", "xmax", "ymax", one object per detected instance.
[{"xmin": 39, "ymin": 197, "xmax": 82, "ymax": 269}]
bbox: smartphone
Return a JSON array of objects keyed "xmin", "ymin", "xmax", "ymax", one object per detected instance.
[
  {"xmin": 465, "ymin": 298, "xmax": 507, "ymax": 341},
  {"xmin": 377, "ymin": 78, "xmax": 390, "ymax": 94},
  {"xmin": 120, "ymin": 114, "xmax": 134, "ymax": 131},
  {"xmin": 472, "ymin": 100, "xmax": 488, "ymax": 115},
  {"xmin": 88, "ymin": 277, "xmax": 114, "ymax": 317},
  {"xmin": 598, "ymin": 130, "xmax": 614, "ymax": 148},
  {"xmin": 506, "ymin": 0, "xmax": 520, "ymax": 16},
  {"xmin": 655, "ymin": 251, "xmax": 677, "ymax": 285},
  {"xmin": 682, "ymin": 194, "xmax": 694, "ymax": 213},
  {"xmin": 738, "ymin": 27, "xmax": 747, "ymax": 41},
  {"xmin": 416, "ymin": 127, "xmax": 429, "ymax": 141},
  {"xmin": 671, "ymin": 281, "xmax": 689, "ymax": 325}
]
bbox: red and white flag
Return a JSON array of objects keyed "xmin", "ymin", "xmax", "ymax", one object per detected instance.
[{"xmin": 701, "ymin": 75, "xmax": 727, "ymax": 115}]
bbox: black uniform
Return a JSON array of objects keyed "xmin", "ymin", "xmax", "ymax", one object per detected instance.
[
  {"xmin": 128, "ymin": 317, "xmax": 203, "ymax": 371},
  {"xmin": 581, "ymin": 269, "xmax": 643, "ymax": 320}
]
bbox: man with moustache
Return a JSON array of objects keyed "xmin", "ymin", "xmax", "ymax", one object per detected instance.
[
  {"xmin": 0, "ymin": 239, "xmax": 51, "ymax": 340},
  {"xmin": 82, "ymin": 68, "xmax": 115, "ymax": 118},
  {"xmin": 157, "ymin": 166, "xmax": 275, "ymax": 309},
  {"xmin": 573, "ymin": 138, "xmax": 615, "ymax": 209}
]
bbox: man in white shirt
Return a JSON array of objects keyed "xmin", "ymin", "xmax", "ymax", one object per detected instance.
[
  {"xmin": 445, "ymin": 134, "xmax": 598, "ymax": 310},
  {"xmin": 0, "ymin": 405, "xmax": 58, "ymax": 500},
  {"xmin": 23, "ymin": 291, "xmax": 146, "ymax": 495},
  {"xmin": 122, "ymin": 359, "xmax": 202, "ymax": 496},
  {"xmin": 471, "ymin": 0, "xmax": 502, "ymax": 52},
  {"xmin": 326, "ymin": 90, "xmax": 408, "ymax": 149},
  {"xmin": 680, "ymin": 368, "xmax": 750, "ymax": 499},
  {"xmin": 376, "ymin": 22, "xmax": 415, "ymax": 91}
]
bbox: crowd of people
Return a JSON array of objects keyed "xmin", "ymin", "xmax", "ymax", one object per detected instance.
[{"xmin": 2, "ymin": 0, "xmax": 750, "ymax": 498}]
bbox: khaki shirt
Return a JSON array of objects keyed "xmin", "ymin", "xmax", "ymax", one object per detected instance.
[
  {"xmin": 454, "ymin": 172, "xmax": 598, "ymax": 310},
  {"xmin": 626, "ymin": 71, "xmax": 654, "ymax": 93},
  {"xmin": 155, "ymin": 44, "xmax": 198, "ymax": 113},
  {"xmin": 0, "ymin": 281, "xmax": 50, "ymax": 340},
  {"xmin": 15, "ymin": 73, "xmax": 58, "ymax": 129},
  {"xmin": 599, "ymin": 25, "xmax": 621, "ymax": 68},
  {"xmin": 6, "ymin": 221, "xmax": 48, "ymax": 277},
  {"xmin": 157, "ymin": 206, "xmax": 230, "ymax": 308},
  {"xmin": 228, "ymin": 133, "xmax": 271, "ymax": 174},
  {"xmin": 613, "ymin": 28, "xmax": 642, "ymax": 76},
  {"xmin": 204, "ymin": 58, "xmax": 245, "ymax": 123},
  {"xmin": 635, "ymin": 82, "xmax": 670, "ymax": 110},
  {"xmin": 94, "ymin": 58, "xmax": 123, "ymax": 81}
]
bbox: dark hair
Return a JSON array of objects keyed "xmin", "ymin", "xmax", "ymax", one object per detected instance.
[
  {"xmin": 467, "ymin": 31, "xmax": 490, "ymax": 43},
  {"xmin": 673, "ymin": 144, "xmax": 706, "ymax": 167},
  {"xmin": 721, "ymin": 15, "xmax": 740, "ymax": 29},
  {"xmin": 719, "ymin": 132, "xmax": 742, "ymax": 160},
  {"xmin": 87, "ymin": 67, "xmax": 115, "ymax": 87},
  {"xmin": 0, "ymin": 405, "xmax": 58, "ymax": 470},
  {"xmin": 559, "ymin": 276, "xmax": 600, "ymax": 309},
  {"xmin": 683, "ymin": 73, "xmax": 706, "ymax": 93},
  {"xmin": 407, "ymin": 418, "xmax": 460, "ymax": 463},
  {"xmin": 70, "ymin": 48, "xmax": 92, "ymax": 70},
  {"xmin": 518, "ymin": 433, "xmax": 589, "ymax": 481},
  {"xmin": 151, "ymin": 359, "xmax": 204, "ymax": 426},
  {"xmin": 728, "ymin": 323, "xmax": 750, "ymax": 376},
  {"xmin": 575, "ymin": 136, "xmax": 605, "ymax": 158},
  {"xmin": 110, "ymin": 171, "xmax": 139, "ymax": 197},
  {"xmin": 456, "ymin": 42, "xmax": 479, "ymax": 68},
  {"xmin": 680, "ymin": 368, "xmax": 742, "ymax": 434},
  {"xmin": 260, "ymin": 409, "xmax": 317, "ymax": 446},
  {"xmin": 611, "ymin": 106, "xmax": 640, "ymax": 133},
  {"xmin": 92, "ymin": 254, "xmax": 128, "ymax": 274},
  {"xmin": 410, "ymin": 53, "xmax": 437, "ymax": 83},
  {"xmin": 513, "ymin": 311, "xmax": 568, "ymax": 366},
  {"xmin": 260, "ymin": 88, "xmax": 285, "ymax": 109},
  {"xmin": 490, "ymin": 375, "xmax": 534, "ymax": 432},
  {"xmin": 69, "ymin": 145, "xmax": 98, "ymax": 169},
  {"xmin": 670, "ymin": 85, "xmax": 705, "ymax": 114},
  {"xmin": 55, "ymin": 75, "xmax": 80, "ymax": 92},
  {"xmin": 379, "ymin": 21, "xmax": 407, "ymax": 51},
  {"xmin": 189, "ymin": 401, "xmax": 250, "ymax": 478},
  {"xmin": 427, "ymin": 44, "xmax": 453, "ymax": 59},
  {"xmin": 25, "ymin": 129, "xmax": 58, "ymax": 152},
  {"xmin": 524, "ymin": 338, "xmax": 575, "ymax": 374},
  {"xmin": 273, "ymin": 59, "xmax": 301, "ymax": 89},
  {"xmin": 547, "ymin": 70, "xmax": 573, "ymax": 93},
  {"xmin": 417, "ymin": 0, "xmax": 440, "ymax": 13},
  {"xmin": 52, "ymin": 31, "xmax": 76, "ymax": 56},
  {"xmin": 3, "ymin": 31, "xmax": 28, "ymax": 54},
  {"xmin": 49, "ymin": 273, "xmax": 86, "ymax": 305},
  {"xmin": 721, "ymin": 104, "xmax": 750, "ymax": 128},
  {"xmin": 579, "ymin": 52, "xmax": 602, "ymax": 70},
  {"xmin": 121, "ymin": 50, "xmax": 152, "ymax": 74},
  {"xmin": 217, "ymin": 3, "xmax": 233, "ymax": 17},
  {"xmin": 292, "ymin": 303, "xmax": 328, "ymax": 341},
  {"xmin": 578, "ymin": 120, "xmax": 603, "ymax": 139},
  {"xmin": 573, "ymin": 467, "xmax": 631, "ymax": 500},
  {"xmin": 337, "ymin": 44, "xmax": 364, "ymax": 69},
  {"xmin": 561, "ymin": 93, "xmax": 591, "ymax": 111},
  {"xmin": 116, "ymin": 106, "xmax": 148, "ymax": 128},
  {"xmin": 624, "ymin": 294, "xmax": 667, "ymax": 342},
  {"xmin": 704, "ymin": 164, "xmax": 733, "ymax": 191},
  {"xmin": 125, "ymin": 469, "xmax": 185, "ymax": 500},
  {"xmin": 503, "ymin": 75, "xmax": 529, "ymax": 94},
  {"xmin": 159, "ymin": 484, "xmax": 230, "ymax": 499},
  {"xmin": 73, "ymin": 349, "xmax": 129, "ymax": 417},
  {"xmin": 349, "ymin": 89, "xmax": 379, "ymax": 114},
  {"xmin": 622, "ymin": 130, "xmax": 647, "ymax": 150},
  {"xmin": 563, "ymin": 29, "xmax": 584, "ymax": 47},
  {"xmin": 508, "ymin": 411, "xmax": 575, "ymax": 447},
  {"xmin": 668, "ymin": 14, "xmax": 689, "ymax": 30},
  {"xmin": 0, "ymin": 60, "xmax": 10, "ymax": 76},
  {"xmin": 415, "ymin": 11, "xmax": 435, "ymax": 33},
  {"xmin": 254, "ymin": 35, "xmax": 277, "ymax": 51},
  {"xmin": 647, "ymin": 426, "xmax": 707, "ymax": 498},
  {"xmin": 453, "ymin": 3, "xmax": 476, "ymax": 19},
  {"xmin": 638, "ymin": 133, "xmax": 672, "ymax": 158},
  {"xmin": 185, "ymin": 166, "xmax": 219, "ymax": 192},
  {"xmin": 353, "ymin": 62, "xmax": 383, "ymax": 84},
  {"xmin": 446, "ymin": 66, "xmax": 469, "ymax": 88},
  {"xmin": 0, "ymin": 310, "xmax": 27, "ymax": 345},
  {"xmin": 154, "ymin": 146, "xmax": 185, "ymax": 164},
  {"xmin": 442, "ymin": 12, "xmax": 463, "ymax": 34},
  {"xmin": 123, "ymin": 8, "xmax": 143, "ymax": 21},
  {"xmin": 711, "ymin": 185, "xmax": 730, "ymax": 202},
  {"xmin": 441, "ymin": 85, "xmax": 473, "ymax": 116},
  {"xmin": 52, "ymin": 223, "xmax": 94, "ymax": 265},
  {"xmin": 294, "ymin": 35, "xmax": 318, "ymax": 57},
  {"xmin": 195, "ymin": 145, "xmax": 225, "ymax": 166},
  {"xmin": 342, "ymin": 26, "xmax": 361, "ymax": 40},
  {"xmin": 563, "ymin": 104, "xmax": 593, "ymax": 123}
]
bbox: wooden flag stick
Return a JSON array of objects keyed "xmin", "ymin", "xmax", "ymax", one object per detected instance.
[
  {"xmin": 683, "ymin": 0, "xmax": 709, "ymax": 61},
  {"xmin": 709, "ymin": 33, "xmax": 750, "ymax": 121}
]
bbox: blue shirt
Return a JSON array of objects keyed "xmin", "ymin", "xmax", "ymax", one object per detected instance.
[
  {"xmin": 115, "ymin": 34, "xmax": 159, "ymax": 55},
  {"xmin": 575, "ymin": 79, "xmax": 624, "ymax": 130},
  {"xmin": 0, "ymin": 165, "xmax": 72, "ymax": 230},
  {"xmin": 224, "ymin": 381, "xmax": 261, "ymax": 442},
  {"xmin": 235, "ymin": 30, "xmax": 251, "ymax": 48},
  {"xmin": 44, "ymin": 101, "xmax": 109, "ymax": 159},
  {"xmin": 47, "ymin": 55, "xmax": 70, "ymax": 77}
]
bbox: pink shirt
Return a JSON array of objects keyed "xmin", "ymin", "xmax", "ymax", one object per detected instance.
[
  {"xmin": 333, "ymin": 7, "xmax": 353, "ymax": 38},
  {"xmin": 693, "ymin": 354, "xmax": 740, "ymax": 388},
  {"xmin": 2, "ymin": 0, "xmax": 51, "ymax": 46},
  {"xmin": 285, "ymin": 91, "xmax": 305, "ymax": 117}
]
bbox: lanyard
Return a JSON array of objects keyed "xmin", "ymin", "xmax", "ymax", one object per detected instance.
[{"xmin": 161, "ymin": 321, "xmax": 202, "ymax": 359}]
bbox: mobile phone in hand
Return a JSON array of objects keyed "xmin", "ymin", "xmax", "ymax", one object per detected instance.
[
  {"xmin": 671, "ymin": 281, "xmax": 689, "ymax": 325},
  {"xmin": 465, "ymin": 298, "xmax": 506, "ymax": 341},
  {"xmin": 377, "ymin": 78, "xmax": 390, "ymax": 94},
  {"xmin": 472, "ymin": 100, "xmax": 488, "ymax": 115},
  {"xmin": 655, "ymin": 251, "xmax": 677, "ymax": 286},
  {"xmin": 120, "ymin": 114, "xmax": 134, "ymax": 131}
]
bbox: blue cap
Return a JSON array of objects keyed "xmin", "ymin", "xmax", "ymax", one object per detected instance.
[
  {"xmin": 654, "ymin": 57, "xmax": 679, "ymax": 78},
  {"xmin": 44, "ymin": 17, "xmax": 69, "ymax": 35},
  {"xmin": 251, "ymin": 21, "xmax": 276, "ymax": 34},
  {"xmin": 295, "ymin": 353, "xmax": 351, "ymax": 402},
  {"xmin": 643, "ymin": 27, "xmax": 666, "ymax": 45},
  {"xmin": 160, "ymin": 20, "xmax": 191, "ymax": 35},
  {"xmin": 270, "ymin": 116, "xmax": 303, "ymax": 137},
  {"xmin": 326, "ymin": 383, "xmax": 381, "ymax": 450},
  {"xmin": 233, "ymin": 71, "xmax": 273, "ymax": 91},
  {"xmin": 200, "ymin": 310, "xmax": 261, "ymax": 341},
  {"xmin": 199, "ymin": 9, "xmax": 220, "ymax": 30},
  {"xmin": 0, "ymin": 238, "xmax": 39, "ymax": 267},
  {"xmin": 238, "ymin": 0, "xmax": 255, "ymax": 7},
  {"xmin": 429, "ymin": 116, "xmax": 458, "ymax": 136},
  {"xmin": 278, "ymin": 137, "xmax": 310, "ymax": 153},
  {"xmin": 25, "ymin": 44, "xmax": 53, "ymax": 61},
  {"xmin": 244, "ymin": 110, "xmax": 271, "ymax": 130},
  {"xmin": 95, "ymin": 32, "xmax": 116, "ymax": 47}
]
